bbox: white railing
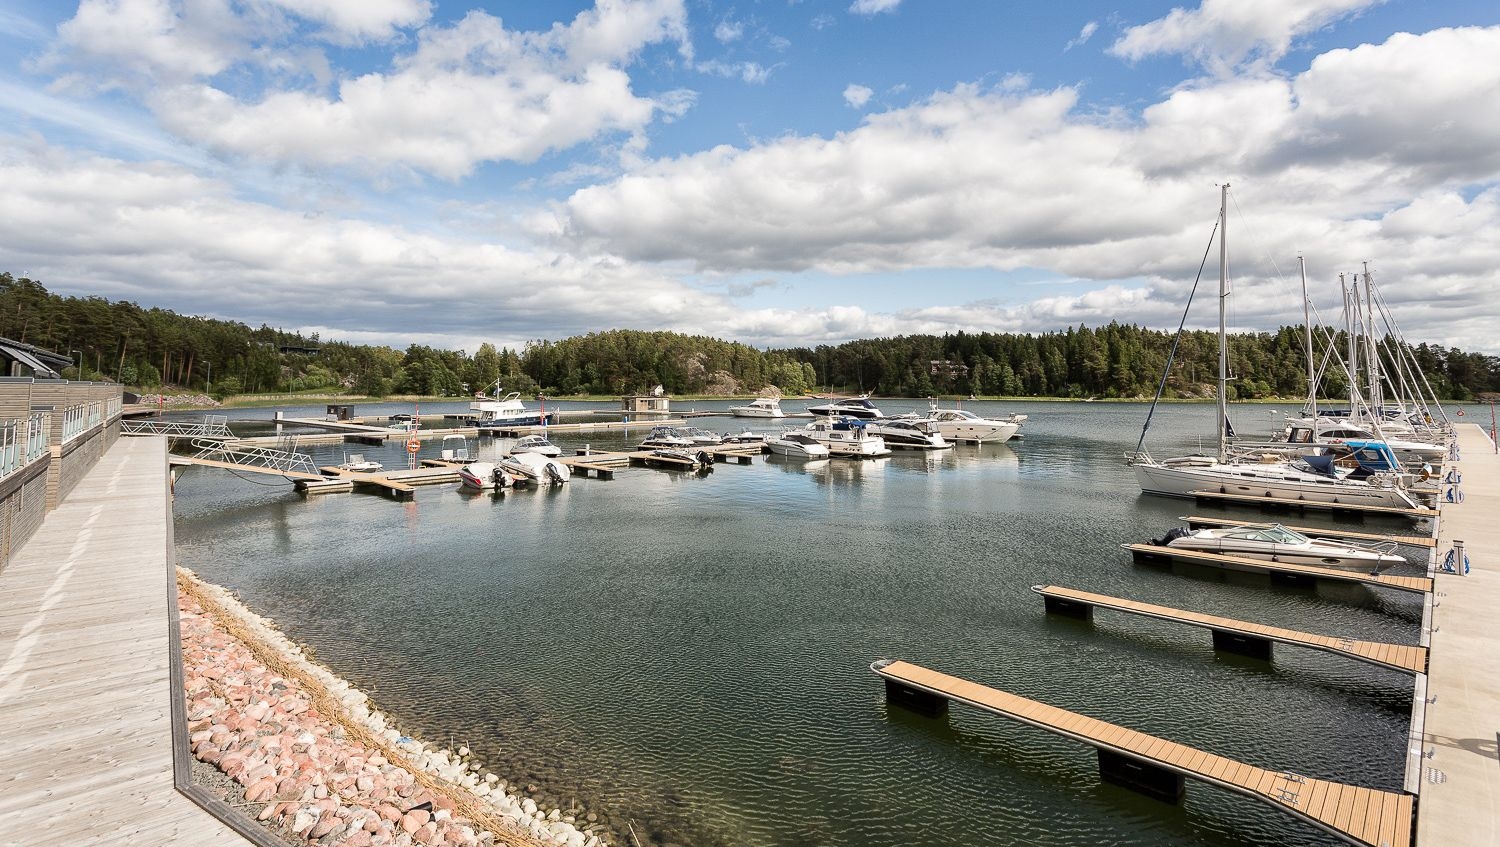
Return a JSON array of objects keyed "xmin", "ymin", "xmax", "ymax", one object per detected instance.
[
  {"xmin": 0, "ymin": 412, "xmax": 51, "ymax": 481},
  {"xmin": 0, "ymin": 420, "xmax": 16, "ymax": 479},
  {"xmin": 88, "ymin": 401, "xmax": 102, "ymax": 428},
  {"xmin": 61, "ymin": 404, "xmax": 88, "ymax": 443},
  {"xmin": 106, "ymin": 396, "xmax": 122, "ymax": 420},
  {"xmin": 27, "ymin": 412, "xmax": 48, "ymax": 462}
]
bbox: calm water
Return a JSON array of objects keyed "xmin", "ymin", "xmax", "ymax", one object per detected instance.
[{"xmin": 173, "ymin": 400, "xmax": 1425, "ymax": 847}]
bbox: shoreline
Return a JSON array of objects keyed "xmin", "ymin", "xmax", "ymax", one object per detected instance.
[{"xmin": 177, "ymin": 567, "xmax": 610, "ymax": 847}]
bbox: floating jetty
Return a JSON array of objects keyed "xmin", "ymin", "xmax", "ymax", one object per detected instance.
[
  {"xmin": 1178, "ymin": 515, "xmax": 1436, "ymax": 549},
  {"xmin": 871, "ymin": 658, "xmax": 1413, "ymax": 847},
  {"xmin": 1186, "ymin": 489, "xmax": 1438, "ymax": 522},
  {"xmin": 1032, "ymin": 584, "xmax": 1427, "ymax": 674},
  {"xmin": 1121, "ymin": 542, "xmax": 1433, "ymax": 594}
]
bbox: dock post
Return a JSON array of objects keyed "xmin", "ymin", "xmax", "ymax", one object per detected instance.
[
  {"xmin": 1043, "ymin": 596, "xmax": 1094, "ymax": 620},
  {"xmin": 1097, "ymin": 750, "xmax": 1185, "ymax": 803},
  {"xmin": 883, "ymin": 679, "xmax": 949, "ymax": 718},
  {"xmin": 1210, "ymin": 629, "xmax": 1273, "ymax": 660}
]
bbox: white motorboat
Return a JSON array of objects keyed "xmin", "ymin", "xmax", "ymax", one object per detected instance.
[
  {"xmin": 337, "ymin": 452, "xmax": 383, "ymax": 472},
  {"xmin": 639, "ymin": 426, "xmax": 696, "ymax": 449},
  {"xmin": 647, "ymin": 448, "xmax": 716, "ymax": 471},
  {"xmin": 865, "ymin": 418, "xmax": 951, "ymax": 450},
  {"xmin": 458, "ymin": 461, "xmax": 511, "ymax": 491},
  {"xmin": 498, "ymin": 451, "xmax": 570, "ymax": 484},
  {"xmin": 765, "ymin": 432, "xmax": 831, "ymax": 459},
  {"xmin": 912, "ymin": 406, "xmax": 1026, "ymax": 443},
  {"xmin": 508, "ymin": 434, "xmax": 561, "ymax": 457},
  {"xmin": 808, "ymin": 395, "xmax": 884, "ymax": 419},
  {"xmin": 438, "ymin": 434, "xmax": 472, "ymax": 463},
  {"xmin": 721, "ymin": 431, "xmax": 766, "ymax": 446},
  {"xmin": 1277, "ymin": 419, "xmax": 1447, "ymax": 465},
  {"xmin": 471, "ymin": 383, "xmax": 553, "ymax": 430},
  {"xmin": 1154, "ymin": 523, "xmax": 1405, "ymax": 572},
  {"xmin": 1128, "ymin": 185, "xmax": 1422, "ymax": 512},
  {"xmin": 679, "ymin": 427, "xmax": 724, "ymax": 446},
  {"xmin": 802, "ymin": 418, "xmax": 891, "ymax": 458},
  {"xmin": 729, "ymin": 397, "xmax": 786, "ymax": 418}
]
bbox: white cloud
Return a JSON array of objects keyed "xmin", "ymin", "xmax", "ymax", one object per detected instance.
[
  {"xmin": 842, "ymin": 84, "xmax": 872, "ymax": 108},
  {"xmin": 1064, "ymin": 21, "xmax": 1098, "ymax": 51},
  {"xmin": 695, "ymin": 59, "xmax": 773, "ymax": 84},
  {"xmin": 848, "ymin": 0, "xmax": 900, "ymax": 16},
  {"xmin": 714, "ymin": 18, "xmax": 743, "ymax": 43},
  {"xmin": 40, "ymin": 1, "xmax": 693, "ymax": 177},
  {"xmin": 1110, "ymin": 0, "xmax": 1382, "ymax": 74},
  {"xmin": 258, "ymin": 0, "xmax": 432, "ymax": 43}
]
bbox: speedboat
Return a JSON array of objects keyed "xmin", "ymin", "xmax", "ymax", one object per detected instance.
[
  {"xmin": 471, "ymin": 383, "xmax": 553, "ymax": 430},
  {"xmin": 865, "ymin": 419, "xmax": 951, "ymax": 450},
  {"xmin": 498, "ymin": 452, "xmax": 570, "ymax": 484},
  {"xmin": 808, "ymin": 395, "xmax": 884, "ymax": 419},
  {"xmin": 438, "ymin": 435, "xmax": 472, "ymax": 463},
  {"xmin": 337, "ymin": 452, "xmax": 383, "ymax": 472},
  {"xmin": 721, "ymin": 431, "xmax": 766, "ymax": 446},
  {"xmin": 802, "ymin": 418, "xmax": 891, "ymax": 458},
  {"xmin": 1153, "ymin": 523, "xmax": 1405, "ymax": 572},
  {"xmin": 639, "ymin": 426, "xmax": 695, "ymax": 449},
  {"xmin": 765, "ymin": 432, "xmax": 830, "ymax": 459},
  {"xmin": 729, "ymin": 398, "xmax": 786, "ymax": 418},
  {"xmin": 648, "ymin": 448, "xmax": 715, "ymax": 471},
  {"xmin": 508, "ymin": 434, "xmax": 561, "ymax": 457},
  {"xmin": 679, "ymin": 427, "xmax": 724, "ymax": 446},
  {"xmin": 910, "ymin": 406, "xmax": 1025, "ymax": 443},
  {"xmin": 458, "ymin": 461, "xmax": 511, "ymax": 491}
]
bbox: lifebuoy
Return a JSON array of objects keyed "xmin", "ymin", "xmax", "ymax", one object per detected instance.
[
  {"xmin": 406, "ymin": 438, "xmax": 421, "ymax": 452},
  {"xmin": 1456, "ymin": 409, "xmax": 1465, "ymax": 416}
]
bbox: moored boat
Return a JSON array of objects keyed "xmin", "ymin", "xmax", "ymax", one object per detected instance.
[
  {"xmin": 508, "ymin": 434, "xmax": 561, "ymax": 457},
  {"xmin": 765, "ymin": 432, "xmax": 831, "ymax": 459},
  {"xmin": 729, "ymin": 398, "xmax": 786, "ymax": 418},
  {"xmin": 910, "ymin": 406, "xmax": 1026, "ymax": 443},
  {"xmin": 498, "ymin": 451, "xmax": 570, "ymax": 484},
  {"xmin": 471, "ymin": 383, "xmax": 553, "ymax": 430},
  {"xmin": 808, "ymin": 395, "xmax": 884, "ymax": 419},
  {"xmin": 1152, "ymin": 523, "xmax": 1405, "ymax": 572},
  {"xmin": 865, "ymin": 418, "xmax": 951, "ymax": 450},
  {"xmin": 458, "ymin": 461, "xmax": 511, "ymax": 491},
  {"xmin": 802, "ymin": 417, "xmax": 891, "ymax": 458}
]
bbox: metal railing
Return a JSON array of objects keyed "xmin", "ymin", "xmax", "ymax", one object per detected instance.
[
  {"xmin": 123, "ymin": 415, "xmax": 233, "ymax": 440},
  {"xmin": 61, "ymin": 403, "xmax": 88, "ymax": 443},
  {"xmin": 190, "ymin": 437, "xmax": 320, "ymax": 477},
  {"xmin": 0, "ymin": 412, "xmax": 51, "ymax": 481}
]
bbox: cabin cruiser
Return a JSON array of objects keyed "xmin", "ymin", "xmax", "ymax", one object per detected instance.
[
  {"xmin": 808, "ymin": 395, "xmax": 884, "ymax": 419},
  {"xmin": 498, "ymin": 451, "xmax": 570, "ymax": 484},
  {"xmin": 729, "ymin": 398, "xmax": 786, "ymax": 418},
  {"xmin": 639, "ymin": 426, "xmax": 696, "ymax": 449},
  {"xmin": 908, "ymin": 406, "xmax": 1026, "ymax": 443},
  {"xmin": 337, "ymin": 452, "xmax": 382, "ymax": 472},
  {"xmin": 471, "ymin": 383, "xmax": 553, "ymax": 430},
  {"xmin": 765, "ymin": 432, "xmax": 831, "ymax": 459},
  {"xmin": 865, "ymin": 418, "xmax": 951, "ymax": 450},
  {"xmin": 458, "ymin": 461, "xmax": 511, "ymax": 491},
  {"xmin": 1153, "ymin": 523, "xmax": 1405, "ymax": 572},
  {"xmin": 802, "ymin": 418, "xmax": 891, "ymax": 458},
  {"xmin": 508, "ymin": 434, "xmax": 561, "ymax": 457}
]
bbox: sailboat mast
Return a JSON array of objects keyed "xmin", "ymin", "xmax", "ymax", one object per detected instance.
[
  {"xmin": 1362, "ymin": 262, "xmax": 1381, "ymax": 417},
  {"xmin": 1299, "ymin": 255, "xmax": 1315, "ymax": 421},
  {"xmin": 1217, "ymin": 183, "xmax": 1230, "ymax": 461},
  {"xmin": 1342, "ymin": 273, "xmax": 1357, "ymax": 418}
]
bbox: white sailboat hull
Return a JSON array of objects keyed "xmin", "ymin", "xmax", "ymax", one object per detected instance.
[{"xmin": 1132, "ymin": 461, "xmax": 1419, "ymax": 510}]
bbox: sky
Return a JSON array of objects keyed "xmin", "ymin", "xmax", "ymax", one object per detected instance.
[{"xmin": 1, "ymin": 0, "xmax": 1498, "ymax": 355}]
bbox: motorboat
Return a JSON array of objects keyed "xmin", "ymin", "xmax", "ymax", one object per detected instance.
[
  {"xmin": 498, "ymin": 451, "xmax": 570, "ymax": 484},
  {"xmin": 508, "ymin": 434, "xmax": 561, "ymax": 457},
  {"xmin": 910, "ymin": 406, "xmax": 1026, "ymax": 443},
  {"xmin": 1153, "ymin": 523, "xmax": 1405, "ymax": 572},
  {"xmin": 648, "ymin": 448, "xmax": 716, "ymax": 471},
  {"xmin": 1275, "ymin": 419, "xmax": 1447, "ymax": 465},
  {"xmin": 1128, "ymin": 185, "xmax": 1424, "ymax": 512},
  {"xmin": 802, "ymin": 418, "xmax": 891, "ymax": 458},
  {"xmin": 865, "ymin": 418, "xmax": 951, "ymax": 450},
  {"xmin": 639, "ymin": 426, "xmax": 696, "ymax": 449},
  {"xmin": 721, "ymin": 431, "xmax": 766, "ymax": 446},
  {"xmin": 336, "ymin": 452, "xmax": 383, "ymax": 473},
  {"xmin": 471, "ymin": 383, "xmax": 553, "ymax": 430},
  {"xmin": 458, "ymin": 461, "xmax": 511, "ymax": 491},
  {"xmin": 438, "ymin": 435, "xmax": 472, "ymax": 463},
  {"xmin": 765, "ymin": 432, "xmax": 830, "ymax": 459},
  {"xmin": 729, "ymin": 397, "xmax": 786, "ymax": 418},
  {"xmin": 808, "ymin": 395, "xmax": 884, "ymax": 419},
  {"xmin": 679, "ymin": 427, "xmax": 724, "ymax": 446}
]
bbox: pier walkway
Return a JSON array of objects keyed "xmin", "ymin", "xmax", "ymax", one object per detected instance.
[
  {"xmin": 1417, "ymin": 423, "xmax": 1500, "ymax": 846},
  {"xmin": 0, "ymin": 437, "xmax": 248, "ymax": 845}
]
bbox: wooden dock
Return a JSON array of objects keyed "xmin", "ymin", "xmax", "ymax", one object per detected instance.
[
  {"xmin": 1179, "ymin": 516, "xmax": 1436, "ymax": 548},
  {"xmin": 0, "ymin": 437, "xmax": 251, "ymax": 844},
  {"xmin": 871, "ymin": 659, "xmax": 1413, "ymax": 847},
  {"xmin": 1122, "ymin": 543, "xmax": 1433, "ymax": 594},
  {"xmin": 1187, "ymin": 489, "xmax": 1438, "ymax": 521},
  {"xmin": 1032, "ymin": 585, "xmax": 1427, "ymax": 674}
]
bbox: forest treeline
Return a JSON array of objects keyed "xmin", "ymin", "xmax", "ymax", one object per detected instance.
[{"xmin": 4, "ymin": 272, "xmax": 1498, "ymax": 400}]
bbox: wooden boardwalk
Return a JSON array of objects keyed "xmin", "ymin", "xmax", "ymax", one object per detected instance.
[
  {"xmin": 1188, "ymin": 489, "xmax": 1438, "ymax": 521},
  {"xmin": 1179, "ymin": 516, "xmax": 1436, "ymax": 549},
  {"xmin": 872, "ymin": 659, "xmax": 1413, "ymax": 847},
  {"xmin": 1032, "ymin": 585, "xmax": 1427, "ymax": 674},
  {"xmin": 1122, "ymin": 543, "xmax": 1433, "ymax": 594},
  {"xmin": 0, "ymin": 437, "xmax": 250, "ymax": 845}
]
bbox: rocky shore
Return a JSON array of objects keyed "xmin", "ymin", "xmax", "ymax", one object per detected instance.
[{"xmin": 178, "ymin": 568, "xmax": 609, "ymax": 847}]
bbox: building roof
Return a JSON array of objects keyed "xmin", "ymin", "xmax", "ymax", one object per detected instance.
[{"xmin": 0, "ymin": 336, "xmax": 72, "ymax": 379}]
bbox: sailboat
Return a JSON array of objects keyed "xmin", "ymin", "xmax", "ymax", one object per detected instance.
[{"xmin": 1127, "ymin": 185, "xmax": 1423, "ymax": 511}]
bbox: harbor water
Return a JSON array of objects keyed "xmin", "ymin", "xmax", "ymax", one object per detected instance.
[{"xmin": 173, "ymin": 400, "xmax": 1425, "ymax": 846}]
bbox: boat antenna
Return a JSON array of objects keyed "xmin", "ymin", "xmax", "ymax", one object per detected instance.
[{"xmin": 1134, "ymin": 207, "xmax": 1221, "ymax": 456}]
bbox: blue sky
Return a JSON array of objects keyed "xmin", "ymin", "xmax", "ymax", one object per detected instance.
[{"xmin": 2, "ymin": 0, "xmax": 1498, "ymax": 354}]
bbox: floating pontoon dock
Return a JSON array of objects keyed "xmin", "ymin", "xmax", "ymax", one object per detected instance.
[
  {"xmin": 1178, "ymin": 516, "xmax": 1436, "ymax": 548},
  {"xmin": 1032, "ymin": 585, "xmax": 1427, "ymax": 674},
  {"xmin": 1122, "ymin": 543, "xmax": 1433, "ymax": 594},
  {"xmin": 871, "ymin": 659, "xmax": 1412, "ymax": 847},
  {"xmin": 1186, "ymin": 489, "xmax": 1438, "ymax": 521}
]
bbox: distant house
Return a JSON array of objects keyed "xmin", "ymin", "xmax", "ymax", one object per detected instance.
[
  {"xmin": 621, "ymin": 393, "xmax": 671, "ymax": 416},
  {"xmin": 278, "ymin": 344, "xmax": 322, "ymax": 355},
  {"xmin": 0, "ymin": 336, "xmax": 72, "ymax": 379},
  {"xmin": 928, "ymin": 359, "xmax": 970, "ymax": 378}
]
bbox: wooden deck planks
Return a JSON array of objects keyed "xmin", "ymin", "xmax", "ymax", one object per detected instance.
[
  {"xmin": 1185, "ymin": 489, "xmax": 1438, "ymax": 519},
  {"xmin": 1121, "ymin": 543, "xmax": 1434, "ymax": 594},
  {"xmin": 874, "ymin": 659, "xmax": 1413, "ymax": 847},
  {"xmin": 1033, "ymin": 585, "xmax": 1427, "ymax": 674}
]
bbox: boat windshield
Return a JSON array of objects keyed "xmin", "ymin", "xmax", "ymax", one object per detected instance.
[{"xmin": 1227, "ymin": 525, "xmax": 1308, "ymax": 544}]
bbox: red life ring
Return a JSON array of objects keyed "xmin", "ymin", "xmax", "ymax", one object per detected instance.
[
  {"xmin": 1456, "ymin": 409, "xmax": 1465, "ymax": 416},
  {"xmin": 406, "ymin": 438, "xmax": 421, "ymax": 452}
]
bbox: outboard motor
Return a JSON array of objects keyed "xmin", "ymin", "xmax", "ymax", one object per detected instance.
[
  {"xmin": 695, "ymin": 450, "xmax": 715, "ymax": 471},
  {"xmin": 1155, "ymin": 526, "xmax": 1190, "ymax": 546},
  {"xmin": 544, "ymin": 462, "xmax": 566, "ymax": 484}
]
